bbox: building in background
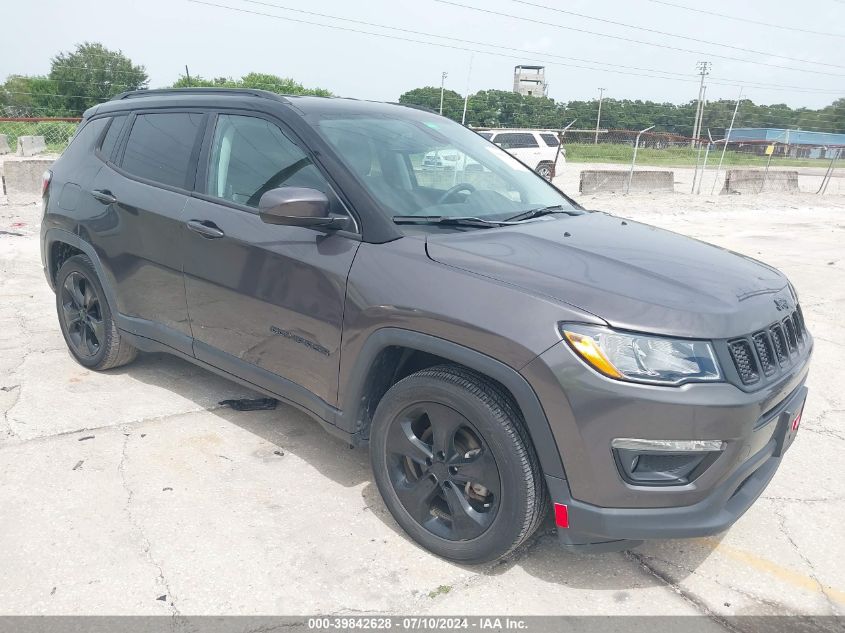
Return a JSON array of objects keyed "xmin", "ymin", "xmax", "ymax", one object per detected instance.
[
  {"xmin": 729, "ymin": 128, "xmax": 845, "ymax": 159},
  {"xmin": 513, "ymin": 65, "xmax": 547, "ymax": 97}
]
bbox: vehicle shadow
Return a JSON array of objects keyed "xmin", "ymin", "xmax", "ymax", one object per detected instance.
[{"xmin": 117, "ymin": 351, "xmax": 722, "ymax": 590}]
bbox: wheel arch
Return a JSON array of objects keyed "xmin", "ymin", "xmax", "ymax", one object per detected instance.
[
  {"xmin": 44, "ymin": 229, "xmax": 119, "ymax": 315},
  {"xmin": 338, "ymin": 328, "xmax": 566, "ymax": 479}
]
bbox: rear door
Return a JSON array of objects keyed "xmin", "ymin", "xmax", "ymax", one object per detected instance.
[
  {"xmin": 85, "ymin": 110, "xmax": 205, "ymax": 355},
  {"xmin": 182, "ymin": 111, "xmax": 360, "ymax": 412}
]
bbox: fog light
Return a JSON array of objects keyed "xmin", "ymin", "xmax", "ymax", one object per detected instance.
[
  {"xmin": 611, "ymin": 438, "xmax": 726, "ymax": 452},
  {"xmin": 612, "ymin": 438, "xmax": 725, "ymax": 486}
]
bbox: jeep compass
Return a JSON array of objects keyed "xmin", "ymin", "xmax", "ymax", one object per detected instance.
[{"xmin": 41, "ymin": 88, "xmax": 812, "ymax": 563}]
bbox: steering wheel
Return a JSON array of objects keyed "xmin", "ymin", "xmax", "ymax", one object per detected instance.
[{"xmin": 436, "ymin": 182, "xmax": 477, "ymax": 205}]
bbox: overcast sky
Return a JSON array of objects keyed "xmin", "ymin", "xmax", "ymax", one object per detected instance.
[{"xmin": 4, "ymin": 0, "xmax": 843, "ymax": 109}]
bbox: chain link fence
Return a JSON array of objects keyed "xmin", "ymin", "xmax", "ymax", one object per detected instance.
[
  {"xmin": 0, "ymin": 117, "xmax": 80, "ymax": 155},
  {"xmin": 550, "ymin": 128, "xmax": 843, "ymax": 195},
  {"xmin": 1, "ymin": 116, "xmax": 841, "ymax": 203}
]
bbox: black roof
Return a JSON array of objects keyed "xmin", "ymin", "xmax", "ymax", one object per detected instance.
[{"xmin": 84, "ymin": 88, "xmax": 426, "ymax": 120}]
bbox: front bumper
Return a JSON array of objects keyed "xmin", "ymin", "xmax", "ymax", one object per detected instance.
[{"xmin": 521, "ymin": 337, "xmax": 811, "ymax": 550}]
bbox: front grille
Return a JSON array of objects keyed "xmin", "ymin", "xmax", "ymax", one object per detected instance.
[
  {"xmin": 783, "ymin": 317, "xmax": 798, "ymax": 353},
  {"xmin": 729, "ymin": 339, "xmax": 759, "ymax": 384},
  {"xmin": 770, "ymin": 324, "xmax": 788, "ymax": 364},
  {"xmin": 752, "ymin": 332, "xmax": 776, "ymax": 377},
  {"xmin": 727, "ymin": 305, "xmax": 807, "ymax": 386}
]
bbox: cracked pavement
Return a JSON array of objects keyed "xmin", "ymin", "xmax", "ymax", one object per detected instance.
[{"xmin": 0, "ymin": 191, "xmax": 843, "ymax": 626}]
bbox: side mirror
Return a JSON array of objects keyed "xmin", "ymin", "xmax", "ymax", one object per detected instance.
[{"xmin": 258, "ymin": 187, "xmax": 350, "ymax": 230}]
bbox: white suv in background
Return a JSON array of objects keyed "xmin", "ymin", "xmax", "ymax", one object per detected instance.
[{"xmin": 477, "ymin": 129, "xmax": 565, "ymax": 181}]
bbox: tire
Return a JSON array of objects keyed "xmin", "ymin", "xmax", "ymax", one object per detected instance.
[
  {"xmin": 55, "ymin": 254, "xmax": 137, "ymax": 370},
  {"xmin": 535, "ymin": 163, "xmax": 553, "ymax": 181},
  {"xmin": 370, "ymin": 364, "xmax": 548, "ymax": 563}
]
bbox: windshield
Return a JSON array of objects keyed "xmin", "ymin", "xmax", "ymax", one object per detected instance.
[{"xmin": 312, "ymin": 113, "xmax": 576, "ymax": 225}]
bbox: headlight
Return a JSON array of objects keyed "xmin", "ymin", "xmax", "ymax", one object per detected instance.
[{"xmin": 560, "ymin": 324, "xmax": 721, "ymax": 385}]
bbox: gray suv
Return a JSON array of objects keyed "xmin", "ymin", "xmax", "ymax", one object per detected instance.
[{"xmin": 40, "ymin": 89, "xmax": 812, "ymax": 563}]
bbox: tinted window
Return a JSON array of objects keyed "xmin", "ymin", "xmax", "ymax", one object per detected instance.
[
  {"xmin": 478, "ymin": 132, "xmax": 493, "ymax": 140},
  {"xmin": 540, "ymin": 133, "xmax": 559, "ymax": 147},
  {"xmin": 98, "ymin": 115, "xmax": 127, "ymax": 161},
  {"xmin": 494, "ymin": 133, "xmax": 539, "ymax": 149},
  {"xmin": 59, "ymin": 118, "xmax": 105, "ymax": 162},
  {"xmin": 206, "ymin": 114, "xmax": 331, "ymax": 208},
  {"xmin": 314, "ymin": 116, "xmax": 576, "ymax": 224},
  {"xmin": 122, "ymin": 113, "xmax": 203, "ymax": 188}
]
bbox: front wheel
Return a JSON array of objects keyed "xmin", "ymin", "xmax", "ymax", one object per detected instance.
[{"xmin": 370, "ymin": 365, "xmax": 548, "ymax": 563}]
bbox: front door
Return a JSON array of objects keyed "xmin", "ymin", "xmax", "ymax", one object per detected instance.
[{"xmin": 182, "ymin": 113, "xmax": 359, "ymax": 412}]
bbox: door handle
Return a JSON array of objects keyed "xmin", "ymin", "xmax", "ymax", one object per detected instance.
[
  {"xmin": 90, "ymin": 189, "xmax": 118, "ymax": 204},
  {"xmin": 186, "ymin": 219, "xmax": 225, "ymax": 239}
]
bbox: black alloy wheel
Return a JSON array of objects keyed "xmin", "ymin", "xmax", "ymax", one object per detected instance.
[
  {"xmin": 59, "ymin": 270, "xmax": 105, "ymax": 358},
  {"xmin": 385, "ymin": 401, "xmax": 501, "ymax": 541},
  {"xmin": 370, "ymin": 365, "xmax": 548, "ymax": 563},
  {"xmin": 55, "ymin": 254, "xmax": 137, "ymax": 370}
]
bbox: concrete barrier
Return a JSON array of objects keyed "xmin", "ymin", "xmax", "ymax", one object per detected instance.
[
  {"xmin": 579, "ymin": 170, "xmax": 674, "ymax": 194},
  {"xmin": 2, "ymin": 158, "xmax": 54, "ymax": 199},
  {"xmin": 0, "ymin": 134, "xmax": 11, "ymax": 155},
  {"xmin": 722, "ymin": 170, "xmax": 799, "ymax": 194},
  {"xmin": 16, "ymin": 135, "xmax": 48, "ymax": 157}
]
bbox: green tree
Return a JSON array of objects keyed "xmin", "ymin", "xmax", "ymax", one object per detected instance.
[
  {"xmin": 171, "ymin": 72, "xmax": 332, "ymax": 97},
  {"xmin": 48, "ymin": 42, "xmax": 148, "ymax": 115},
  {"xmin": 398, "ymin": 86, "xmax": 464, "ymax": 120}
]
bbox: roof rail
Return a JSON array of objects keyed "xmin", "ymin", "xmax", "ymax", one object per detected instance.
[
  {"xmin": 391, "ymin": 102, "xmax": 438, "ymax": 115},
  {"xmin": 113, "ymin": 88, "xmax": 287, "ymax": 101}
]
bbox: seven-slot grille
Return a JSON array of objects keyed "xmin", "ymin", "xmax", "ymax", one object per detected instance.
[{"xmin": 728, "ymin": 306, "xmax": 807, "ymax": 385}]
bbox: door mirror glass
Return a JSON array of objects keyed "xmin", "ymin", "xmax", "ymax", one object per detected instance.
[{"xmin": 258, "ymin": 187, "xmax": 347, "ymax": 229}]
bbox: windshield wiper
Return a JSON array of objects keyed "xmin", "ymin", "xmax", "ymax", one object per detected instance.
[
  {"xmin": 505, "ymin": 205, "xmax": 581, "ymax": 222},
  {"xmin": 392, "ymin": 215, "xmax": 516, "ymax": 228}
]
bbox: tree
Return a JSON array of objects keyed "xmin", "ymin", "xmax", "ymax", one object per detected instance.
[
  {"xmin": 48, "ymin": 42, "xmax": 148, "ymax": 115},
  {"xmin": 171, "ymin": 72, "xmax": 332, "ymax": 97},
  {"xmin": 398, "ymin": 86, "xmax": 464, "ymax": 120}
]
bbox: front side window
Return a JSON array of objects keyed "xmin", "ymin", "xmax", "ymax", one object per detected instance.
[
  {"xmin": 311, "ymin": 114, "xmax": 575, "ymax": 226},
  {"xmin": 121, "ymin": 112, "xmax": 203, "ymax": 189},
  {"xmin": 206, "ymin": 114, "xmax": 331, "ymax": 208}
]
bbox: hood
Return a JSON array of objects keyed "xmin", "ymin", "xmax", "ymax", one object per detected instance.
[{"xmin": 425, "ymin": 212, "xmax": 792, "ymax": 339}]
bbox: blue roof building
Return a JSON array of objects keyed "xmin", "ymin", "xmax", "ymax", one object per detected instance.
[{"xmin": 726, "ymin": 128, "xmax": 845, "ymax": 158}]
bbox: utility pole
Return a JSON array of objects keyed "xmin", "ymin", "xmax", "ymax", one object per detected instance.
[
  {"xmin": 594, "ymin": 87, "xmax": 605, "ymax": 144},
  {"xmin": 461, "ymin": 55, "xmax": 474, "ymax": 125},
  {"xmin": 692, "ymin": 61, "xmax": 711, "ymax": 146},
  {"xmin": 185, "ymin": 65, "xmax": 192, "ymax": 87},
  {"xmin": 439, "ymin": 71, "xmax": 448, "ymax": 115}
]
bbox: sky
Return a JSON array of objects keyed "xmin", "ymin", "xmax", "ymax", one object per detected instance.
[{"xmin": 2, "ymin": 0, "xmax": 844, "ymax": 109}]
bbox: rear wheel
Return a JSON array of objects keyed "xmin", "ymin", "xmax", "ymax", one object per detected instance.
[
  {"xmin": 55, "ymin": 255, "xmax": 137, "ymax": 370},
  {"xmin": 370, "ymin": 365, "xmax": 547, "ymax": 563},
  {"xmin": 535, "ymin": 162, "xmax": 554, "ymax": 181}
]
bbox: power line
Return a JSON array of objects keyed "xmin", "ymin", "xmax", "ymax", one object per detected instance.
[
  {"xmin": 235, "ymin": 0, "xmax": 703, "ymax": 81},
  {"xmin": 237, "ymin": 0, "xmax": 842, "ymax": 93},
  {"xmin": 185, "ymin": 0, "xmax": 843, "ymax": 95},
  {"xmin": 506, "ymin": 0, "xmax": 845, "ymax": 68},
  {"xmin": 642, "ymin": 0, "xmax": 845, "ymax": 39},
  {"xmin": 434, "ymin": 0, "xmax": 845, "ymax": 77}
]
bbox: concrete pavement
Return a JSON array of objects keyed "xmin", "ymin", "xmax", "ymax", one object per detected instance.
[{"xmin": 1, "ymin": 194, "xmax": 843, "ymax": 627}]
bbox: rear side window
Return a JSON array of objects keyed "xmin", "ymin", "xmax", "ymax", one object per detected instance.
[
  {"xmin": 98, "ymin": 115, "xmax": 127, "ymax": 162},
  {"xmin": 59, "ymin": 118, "xmax": 106, "ymax": 162},
  {"xmin": 121, "ymin": 113, "xmax": 204, "ymax": 189},
  {"xmin": 493, "ymin": 132, "xmax": 539, "ymax": 149},
  {"xmin": 540, "ymin": 133, "xmax": 559, "ymax": 147}
]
